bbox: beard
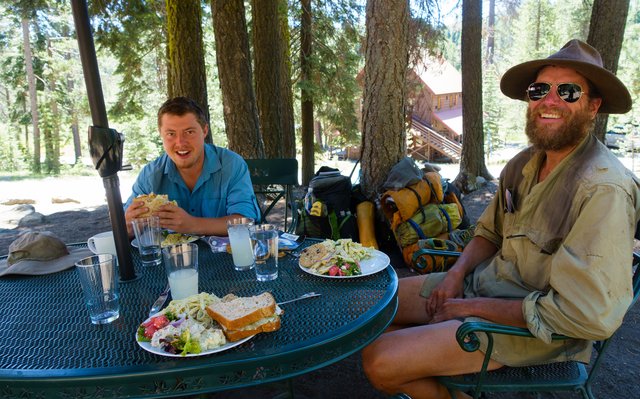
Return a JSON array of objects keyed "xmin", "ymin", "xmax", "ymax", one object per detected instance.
[{"xmin": 525, "ymin": 106, "xmax": 595, "ymax": 151}]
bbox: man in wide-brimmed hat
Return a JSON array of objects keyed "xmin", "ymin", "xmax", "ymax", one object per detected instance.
[{"xmin": 363, "ymin": 39, "xmax": 640, "ymax": 399}]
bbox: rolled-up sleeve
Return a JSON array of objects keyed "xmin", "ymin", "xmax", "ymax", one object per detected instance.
[
  {"xmin": 224, "ymin": 156, "xmax": 259, "ymax": 219},
  {"xmin": 523, "ymin": 185, "xmax": 634, "ymax": 343}
]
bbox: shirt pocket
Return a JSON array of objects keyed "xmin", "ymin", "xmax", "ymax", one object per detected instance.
[{"xmin": 502, "ymin": 221, "xmax": 554, "ymax": 291}]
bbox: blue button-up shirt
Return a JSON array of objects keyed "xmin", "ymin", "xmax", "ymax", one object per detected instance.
[{"xmin": 124, "ymin": 144, "xmax": 259, "ymax": 220}]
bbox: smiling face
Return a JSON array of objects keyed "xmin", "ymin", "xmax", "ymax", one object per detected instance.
[
  {"xmin": 525, "ymin": 65, "xmax": 602, "ymax": 151},
  {"xmin": 159, "ymin": 112, "xmax": 208, "ymax": 173}
]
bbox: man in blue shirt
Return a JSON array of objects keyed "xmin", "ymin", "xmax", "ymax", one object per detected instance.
[{"xmin": 124, "ymin": 97, "xmax": 259, "ymax": 237}]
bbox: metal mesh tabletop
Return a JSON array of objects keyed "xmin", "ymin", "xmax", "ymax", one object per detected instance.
[{"xmin": 0, "ymin": 240, "xmax": 398, "ymax": 398}]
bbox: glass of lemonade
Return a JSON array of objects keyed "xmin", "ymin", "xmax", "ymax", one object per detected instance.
[
  {"xmin": 226, "ymin": 217, "xmax": 255, "ymax": 271},
  {"xmin": 162, "ymin": 243, "xmax": 198, "ymax": 300}
]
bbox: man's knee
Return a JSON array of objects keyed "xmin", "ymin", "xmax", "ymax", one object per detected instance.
[{"xmin": 362, "ymin": 341, "xmax": 393, "ymax": 392}]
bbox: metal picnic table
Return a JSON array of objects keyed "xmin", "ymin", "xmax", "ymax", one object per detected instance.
[{"xmin": 0, "ymin": 239, "xmax": 398, "ymax": 398}]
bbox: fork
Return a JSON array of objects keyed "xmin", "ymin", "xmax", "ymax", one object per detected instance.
[{"xmin": 277, "ymin": 292, "xmax": 321, "ymax": 305}]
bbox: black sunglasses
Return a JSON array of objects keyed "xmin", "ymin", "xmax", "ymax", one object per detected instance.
[{"xmin": 526, "ymin": 82, "xmax": 585, "ymax": 103}]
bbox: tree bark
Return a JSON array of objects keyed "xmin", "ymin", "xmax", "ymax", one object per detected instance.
[
  {"xmin": 486, "ymin": 0, "xmax": 495, "ymax": 65},
  {"xmin": 300, "ymin": 0, "xmax": 314, "ymax": 185},
  {"xmin": 252, "ymin": 0, "xmax": 284, "ymax": 158},
  {"xmin": 361, "ymin": 0, "xmax": 409, "ymax": 199},
  {"xmin": 22, "ymin": 18, "xmax": 40, "ymax": 173},
  {"xmin": 46, "ymin": 39, "xmax": 60, "ymax": 174},
  {"xmin": 278, "ymin": 0, "xmax": 296, "ymax": 159},
  {"xmin": 587, "ymin": 0, "xmax": 629, "ymax": 142},
  {"xmin": 166, "ymin": 0, "xmax": 212, "ymax": 144},
  {"xmin": 456, "ymin": 0, "xmax": 492, "ymax": 190},
  {"xmin": 210, "ymin": 0, "xmax": 264, "ymax": 159}
]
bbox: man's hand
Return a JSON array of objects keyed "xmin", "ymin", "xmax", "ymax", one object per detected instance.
[
  {"xmin": 124, "ymin": 199, "xmax": 148, "ymax": 237},
  {"xmin": 425, "ymin": 269, "xmax": 465, "ymax": 319},
  {"xmin": 431, "ymin": 297, "xmax": 527, "ymax": 327},
  {"xmin": 154, "ymin": 204, "xmax": 195, "ymax": 233},
  {"xmin": 430, "ymin": 298, "xmax": 472, "ymax": 323}
]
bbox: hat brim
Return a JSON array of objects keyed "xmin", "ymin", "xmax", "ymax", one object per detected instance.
[
  {"xmin": 0, "ymin": 247, "xmax": 93, "ymax": 277},
  {"xmin": 500, "ymin": 59, "xmax": 632, "ymax": 114}
]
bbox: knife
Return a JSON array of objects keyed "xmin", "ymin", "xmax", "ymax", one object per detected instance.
[{"xmin": 149, "ymin": 284, "xmax": 171, "ymax": 317}]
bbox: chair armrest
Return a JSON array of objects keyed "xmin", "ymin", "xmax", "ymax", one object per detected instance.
[{"xmin": 455, "ymin": 321, "xmax": 572, "ymax": 353}]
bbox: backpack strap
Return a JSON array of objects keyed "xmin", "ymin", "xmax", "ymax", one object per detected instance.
[
  {"xmin": 407, "ymin": 219, "xmax": 427, "ymax": 240},
  {"xmin": 405, "ymin": 185, "xmax": 427, "ymax": 221},
  {"xmin": 438, "ymin": 206, "xmax": 453, "ymax": 232}
]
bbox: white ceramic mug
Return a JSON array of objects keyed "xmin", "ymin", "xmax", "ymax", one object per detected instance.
[{"xmin": 87, "ymin": 231, "xmax": 117, "ymax": 256}]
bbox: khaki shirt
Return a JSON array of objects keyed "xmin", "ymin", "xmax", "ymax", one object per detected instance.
[{"xmin": 470, "ymin": 134, "xmax": 640, "ymax": 366}]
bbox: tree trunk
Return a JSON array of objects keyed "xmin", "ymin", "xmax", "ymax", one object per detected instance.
[
  {"xmin": 252, "ymin": 0, "xmax": 284, "ymax": 158},
  {"xmin": 22, "ymin": 18, "xmax": 40, "ymax": 173},
  {"xmin": 278, "ymin": 0, "xmax": 296, "ymax": 159},
  {"xmin": 210, "ymin": 0, "xmax": 264, "ymax": 159},
  {"xmin": 486, "ymin": 0, "xmax": 495, "ymax": 64},
  {"xmin": 72, "ymin": 115, "xmax": 81, "ymax": 162},
  {"xmin": 46, "ymin": 39, "xmax": 60, "ymax": 174},
  {"xmin": 300, "ymin": 0, "xmax": 314, "ymax": 185},
  {"xmin": 587, "ymin": 0, "xmax": 629, "ymax": 142},
  {"xmin": 456, "ymin": 0, "xmax": 492, "ymax": 190},
  {"xmin": 166, "ymin": 0, "xmax": 212, "ymax": 144},
  {"xmin": 361, "ymin": 0, "xmax": 409, "ymax": 200}
]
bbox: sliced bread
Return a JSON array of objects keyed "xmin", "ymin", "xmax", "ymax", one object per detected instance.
[{"xmin": 205, "ymin": 292, "xmax": 277, "ymax": 331}]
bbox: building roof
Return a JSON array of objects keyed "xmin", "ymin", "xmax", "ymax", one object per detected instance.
[
  {"xmin": 414, "ymin": 58, "xmax": 462, "ymax": 95},
  {"xmin": 434, "ymin": 107, "xmax": 463, "ymax": 137}
]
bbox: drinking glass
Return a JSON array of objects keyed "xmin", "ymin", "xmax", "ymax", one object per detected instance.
[
  {"xmin": 162, "ymin": 243, "xmax": 199, "ymax": 300},
  {"xmin": 75, "ymin": 254, "xmax": 120, "ymax": 324},
  {"xmin": 227, "ymin": 217, "xmax": 255, "ymax": 271},
  {"xmin": 132, "ymin": 216, "xmax": 162, "ymax": 266},
  {"xmin": 249, "ymin": 224, "xmax": 278, "ymax": 281}
]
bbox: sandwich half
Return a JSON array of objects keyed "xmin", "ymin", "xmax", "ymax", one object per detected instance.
[{"xmin": 205, "ymin": 292, "xmax": 283, "ymax": 341}]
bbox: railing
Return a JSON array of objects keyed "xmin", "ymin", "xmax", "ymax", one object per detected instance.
[{"xmin": 408, "ymin": 116, "xmax": 462, "ymax": 162}]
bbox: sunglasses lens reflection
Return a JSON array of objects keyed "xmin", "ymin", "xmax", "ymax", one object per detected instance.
[
  {"xmin": 527, "ymin": 82, "xmax": 583, "ymax": 103},
  {"xmin": 557, "ymin": 83, "xmax": 582, "ymax": 103},
  {"xmin": 527, "ymin": 83, "xmax": 551, "ymax": 101}
]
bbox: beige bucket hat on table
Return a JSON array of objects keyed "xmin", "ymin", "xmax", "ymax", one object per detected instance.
[
  {"xmin": 500, "ymin": 39, "xmax": 632, "ymax": 114},
  {"xmin": 0, "ymin": 231, "xmax": 92, "ymax": 277}
]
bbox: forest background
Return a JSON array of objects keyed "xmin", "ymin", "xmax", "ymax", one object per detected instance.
[{"xmin": 0, "ymin": 0, "xmax": 639, "ymax": 197}]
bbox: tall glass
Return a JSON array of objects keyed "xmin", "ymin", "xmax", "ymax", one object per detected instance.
[
  {"xmin": 227, "ymin": 217, "xmax": 255, "ymax": 271},
  {"xmin": 250, "ymin": 224, "xmax": 278, "ymax": 281},
  {"xmin": 162, "ymin": 243, "xmax": 199, "ymax": 300},
  {"xmin": 75, "ymin": 254, "xmax": 120, "ymax": 324},
  {"xmin": 132, "ymin": 216, "xmax": 162, "ymax": 266}
]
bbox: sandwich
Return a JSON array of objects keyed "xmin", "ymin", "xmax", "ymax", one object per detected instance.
[
  {"xmin": 205, "ymin": 292, "xmax": 283, "ymax": 341},
  {"xmin": 136, "ymin": 193, "xmax": 177, "ymax": 218}
]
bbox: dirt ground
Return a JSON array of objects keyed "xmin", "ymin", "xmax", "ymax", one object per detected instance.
[{"xmin": 0, "ymin": 178, "xmax": 638, "ymax": 398}]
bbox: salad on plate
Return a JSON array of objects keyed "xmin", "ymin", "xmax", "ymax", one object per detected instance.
[{"xmin": 137, "ymin": 292, "xmax": 227, "ymax": 356}]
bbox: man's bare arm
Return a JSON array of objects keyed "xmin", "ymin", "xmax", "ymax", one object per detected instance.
[
  {"xmin": 426, "ymin": 236, "xmax": 499, "ymax": 316},
  {"xmin": 432, "ymin": 297, "xmax": 527, "ymax": 328}
]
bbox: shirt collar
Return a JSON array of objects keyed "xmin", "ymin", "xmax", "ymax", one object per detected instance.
[{"xmin": 163, "ymin": 144, "xmax": 221, "ymax": 187}]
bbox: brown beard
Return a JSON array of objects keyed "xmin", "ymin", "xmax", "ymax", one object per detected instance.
[{"xmin": 525, "ymin": 106, "xmax": 595, "ymax": 151}]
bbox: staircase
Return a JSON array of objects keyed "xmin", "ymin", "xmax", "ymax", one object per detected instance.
[{"xmin": 408, "ymin": 116, "xmax": 462, "ymax": 163}]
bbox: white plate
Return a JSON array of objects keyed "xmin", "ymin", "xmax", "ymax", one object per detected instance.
[
  {"xmin": 131, "ymin": 234, "xmax": 200, "ymax": 249},
  {"xmin": 298, "ymin": 249, "xmax": 390, "ymax": 279},
  {"xmin": 135, "ymin": 323, "xmax": 253, "ymax": 357}
]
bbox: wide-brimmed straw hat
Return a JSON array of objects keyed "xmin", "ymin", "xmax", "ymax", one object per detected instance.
[
  {"xmin": 500, "ymin": 39, "xmax": 631, "ymax": 114},
  {"xmin": 0, "ymin": 231, "xmax": 92, "ymax": 277}
]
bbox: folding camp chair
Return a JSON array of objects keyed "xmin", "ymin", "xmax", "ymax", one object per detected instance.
[
  {"xmin": 245, "ymin": 158, "xmax": 299, "ymax": 233},
  {"xmin": 404, "ymin": 225, "xmax": 640, "ymax": 399}
]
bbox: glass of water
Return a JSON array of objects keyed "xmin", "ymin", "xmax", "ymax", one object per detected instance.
[
  {"xmin": 132, "ymin": 216, "xmax": 162, "ymax": 267},
  {"xmin": 75, "ymin": 254, "xmax": 120, "ymax": 324},
  {"xmin": 249, "ymin": 224, "xmax": 279, "ymax": 281}
]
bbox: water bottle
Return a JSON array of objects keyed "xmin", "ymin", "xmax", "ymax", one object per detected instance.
[{"xmin": 304, "ymin": 187, "xmax": 315, "ymax": 213}]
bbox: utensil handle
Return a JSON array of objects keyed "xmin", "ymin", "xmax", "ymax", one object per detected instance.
[{"xmin": 277, "ymin": 292, "xmax": 321, "ymax": 305}]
